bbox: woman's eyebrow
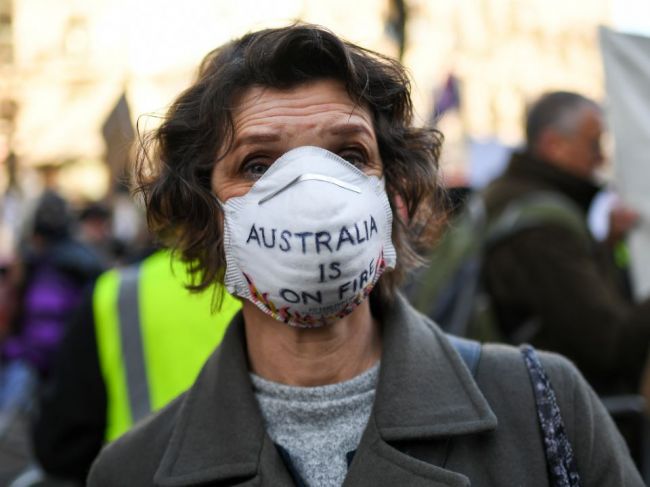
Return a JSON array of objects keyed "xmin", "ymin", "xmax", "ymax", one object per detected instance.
[
  {"xmin": 328, "ymin": 122, "xmax": 374, "ymax": 139},
  {"xmin": 234, "ymin": 131, "xmax": 282, "ymax": 149}
]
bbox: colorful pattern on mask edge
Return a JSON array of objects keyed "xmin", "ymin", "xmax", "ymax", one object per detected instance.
[{"xmin": 242, "ymin": 249, "xmax": 387, "ymax": 328}]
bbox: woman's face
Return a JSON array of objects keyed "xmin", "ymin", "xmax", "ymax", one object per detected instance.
[{"xmin": 211, "ymin": 79, "xmax": 383, "ymax": 201}]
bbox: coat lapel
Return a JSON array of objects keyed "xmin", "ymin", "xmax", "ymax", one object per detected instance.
[
  {"xmin": 153, "ymin": 313, "xmax": 295, "ymax": 486},
  {"xmin": 344, "ymin": 294, "xmax": 497, "ymax": 486},
  {"xmin": 343, "ymin": 416, "xmax": 471, "ymax": 486}
]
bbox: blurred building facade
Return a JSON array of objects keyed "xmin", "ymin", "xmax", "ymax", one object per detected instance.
[
  {"xmin": 0, "ymin": 0, "xmax": 618, "ymax": 202},
  {"xmin": 407, "ymin": 0, "xmax": 611, "ymax": 180}
]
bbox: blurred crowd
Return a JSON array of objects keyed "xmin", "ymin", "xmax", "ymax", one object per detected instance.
[
  {"xmin": 0, "ymin": 169, "xmax": 154, "ymax": 485},
  {"xmin": 1, "ymin": 190, "xmax": 125, "ymax": 383}
]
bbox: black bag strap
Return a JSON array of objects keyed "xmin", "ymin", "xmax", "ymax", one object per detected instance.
[{"xmin": 521, "ymin": 345, "xmax": 581, "ymax": 487}]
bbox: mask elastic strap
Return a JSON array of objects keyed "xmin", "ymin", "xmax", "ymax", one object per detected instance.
[{"xmin": 211, "ymin": 193, "xmax": 226, "ymax": 208}]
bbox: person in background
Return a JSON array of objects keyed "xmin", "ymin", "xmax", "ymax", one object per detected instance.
[
  {"xmin": 0, "ymin": 191, "xmax": 104, "ymax": 416},
  {"xmin": 31, "ymin": 249, "xmax": 241, "ymax": 485},
  {"xmin": 76, "ymin": 202, "xmax": 115, "ymax": 267},
  {"xmin": 88, "ymin": 25, "xmax": 641, "ymax": 486},
  {"xmin": 481, "ymin": 91, "xmax": 650, "ymax": 394}
]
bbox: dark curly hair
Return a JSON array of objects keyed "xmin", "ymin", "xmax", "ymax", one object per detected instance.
[{"xmin": 135, "ymin": 23, "xmax": 444, "ymax": 308}]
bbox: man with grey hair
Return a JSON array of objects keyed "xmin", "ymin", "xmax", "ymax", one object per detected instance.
[
  {"xmin": 525, "ymin": 92, "xmax": 603, "ymax": 180},
  {"xmin": 481, "ymin": 91, "xmax": 650, "ymax": 395}
]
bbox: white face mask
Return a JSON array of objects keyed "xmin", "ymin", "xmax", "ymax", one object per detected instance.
[{"xmin": 221, "ymin": 146, "xmax": 397, "ymax": 328}]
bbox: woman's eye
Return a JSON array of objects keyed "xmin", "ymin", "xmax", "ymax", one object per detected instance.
[
  {"xmin": 338, "ymin": 148, "xmax": 367, "ymax": 167},
  {"xmin": 242, "ymin": 158, "xmax": 271, "ymax": 179}
]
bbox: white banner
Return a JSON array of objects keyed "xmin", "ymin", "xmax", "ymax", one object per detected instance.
[{"xmin": 600, "ymin": 26, "xmax": 650, "ymax": 300}]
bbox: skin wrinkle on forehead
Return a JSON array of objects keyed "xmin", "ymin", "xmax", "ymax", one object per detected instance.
[
  {"xmin": 234, "ymin": 83, "xmax": 371, "ymax": 120},
  {"xmin": 232, "ymin": 82, "xmax": 376, "ymax": 146},
  {"xmin": 234, "ymin": 108, "xmax": 375, "ymax": 144}
]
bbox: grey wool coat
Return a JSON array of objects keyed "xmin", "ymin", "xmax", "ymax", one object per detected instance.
[{"xmin": 88, "ymin": 294, "xmax": 643, "ymax": 486}]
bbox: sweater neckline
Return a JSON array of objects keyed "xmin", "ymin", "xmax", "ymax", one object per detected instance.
[{"xmin": 250, "ymin": 361, "xmax": 380, "ymax": 402}]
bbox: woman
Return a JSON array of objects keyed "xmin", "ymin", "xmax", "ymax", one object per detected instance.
[{"xmin": 89, "ymin": 24, "xmax": 642, "ymax": 486}]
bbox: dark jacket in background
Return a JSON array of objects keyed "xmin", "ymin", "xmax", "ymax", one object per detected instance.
[
  {"xmin": 2, "ymin": 238, "xmax": 104, "ymax": 376},
  {"xmin": 32, "ymin": 289, "xmax": 106, "ymax": 484},
  {"xmin": 88, "ymin": 295, "xmax": 642, "ymax": 486},
  {"xmin": 482, "ymin": 152, "xmax": 650, "ymax": 393}
]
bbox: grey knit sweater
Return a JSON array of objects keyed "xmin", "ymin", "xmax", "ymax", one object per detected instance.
[{"xmin": 251, "ymin": 363, "xmax": 380, "ymax": 487}]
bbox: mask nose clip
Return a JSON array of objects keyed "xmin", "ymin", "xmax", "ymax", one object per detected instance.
[{"xmin": 258, "ymin": 173, "xmax": 361, "ymax": 205}]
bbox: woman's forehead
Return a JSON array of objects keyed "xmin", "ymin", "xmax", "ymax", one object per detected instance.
[{"xmin": 231, "ymin": 80, "xmax": 375, "ymax": 137}]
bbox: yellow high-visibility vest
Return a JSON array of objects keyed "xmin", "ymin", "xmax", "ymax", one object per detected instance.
[{"xmin": 93, "ymin": 250, "xmax": 241, "ymax": 441}]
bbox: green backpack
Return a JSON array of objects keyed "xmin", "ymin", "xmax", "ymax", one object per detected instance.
[{"xmin": 407, "ymin": 191, "xmax": 591, "ymax": 342}]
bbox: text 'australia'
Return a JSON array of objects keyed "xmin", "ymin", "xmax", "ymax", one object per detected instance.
[{"xmin": 245, "ymin": 216, "xmax": 379, "ymax": 254}]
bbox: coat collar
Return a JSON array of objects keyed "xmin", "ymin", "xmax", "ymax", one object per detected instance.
[
  {"xmin": 154, "ymin": 294, "xmax": 497, "ymax": 486},
  {"xmin": 153, "ymin": 313, "xmax": 268, "ymax": 486},
  {"xmin": 372, "ymin": 294, "xmax": 497, "ymax": 440},
  {"xmin": 506, "ymin": 151, "xmax": 601, "ymax": 213}
]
